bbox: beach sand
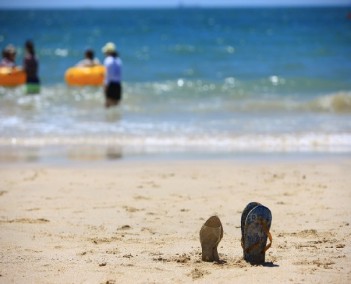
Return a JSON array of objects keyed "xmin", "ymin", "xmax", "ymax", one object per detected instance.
[{"xmin": 0, "ymin": 158, "xmax": 350, "ymax": 283}]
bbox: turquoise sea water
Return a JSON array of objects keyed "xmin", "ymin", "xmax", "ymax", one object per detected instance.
[{"xmin": 0, "ymin": 7, "xmax": 351, "ymax": 161}]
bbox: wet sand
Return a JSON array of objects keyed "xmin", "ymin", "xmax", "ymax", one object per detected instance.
[{"xmin": 0, "ymin": 158, "xmax": 350, "ymax": 283}]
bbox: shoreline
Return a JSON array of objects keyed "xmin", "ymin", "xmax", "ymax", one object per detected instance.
[
  {"xmin": 0, "ymin": 158, "xmax": 350, "ymax": 283},
  {"xmin": 0, "ymin": 143, "xmax": 350, "ymax": 165}
]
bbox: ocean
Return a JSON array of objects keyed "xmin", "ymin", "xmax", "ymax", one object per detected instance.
[{"xmin": 0, "ymin": 7, "xmax": 351, "ymax": 161}]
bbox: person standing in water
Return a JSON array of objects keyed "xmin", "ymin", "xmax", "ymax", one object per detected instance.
[
  {"xmin": 102, "ymin": 42, "xmax": 122, "ymax": 108},
  {"xmin": 23, "ymin": 40, "xmax": 40, "ymax": 94}
]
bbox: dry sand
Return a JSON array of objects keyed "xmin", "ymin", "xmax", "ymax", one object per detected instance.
[{"xmin": 0, "ymin": 158, "xmax": 350, "ymax": 283}]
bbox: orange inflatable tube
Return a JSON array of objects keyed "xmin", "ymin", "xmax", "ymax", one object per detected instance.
[
  {"xmin": 65, "ymin": 65, "xmax": 105, "ymax": 86},
  {"xmin": 0, "ymin": 67, "xmax": 26, "ymax": 87}
]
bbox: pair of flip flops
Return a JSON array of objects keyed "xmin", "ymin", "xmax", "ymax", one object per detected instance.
[{"xmin": 200, "ymin": 202, "xmax": 272, "ymax": 264}]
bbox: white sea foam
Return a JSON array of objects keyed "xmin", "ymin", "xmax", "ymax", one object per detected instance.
[
  {"xmin": 1, "ymin": 84, "xmax": 351, "ymax": 156},
  {"xmin": 0, "ymin": 133, "xmax": 350, "ymax": 153}
]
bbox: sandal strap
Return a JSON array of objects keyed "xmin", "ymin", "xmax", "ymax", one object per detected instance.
[{"xmin": 264, "ymin": 230, "xmax": 272, "ymax": 252}]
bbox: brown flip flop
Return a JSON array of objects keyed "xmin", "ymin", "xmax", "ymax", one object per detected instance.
[{"xmin": 199, "ymin": 216, "xmax": 223, "ymax": 262}]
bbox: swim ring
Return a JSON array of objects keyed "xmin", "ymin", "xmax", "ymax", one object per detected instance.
[
  {"xmin": 0, "ymin": 67, "xmax": 26, "ymax": 87},
  {"xmin": 65, "ymin": 65, "xmax": 105, "ymax": 86}
]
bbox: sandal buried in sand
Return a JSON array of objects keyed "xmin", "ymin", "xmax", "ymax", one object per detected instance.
[
  {"xmin": 241, "ymin": 203, "xmax": 272, "ymax": 264},
  {"xmin": 241, "ymin": 202, "xmax": 262, "ymax": 245},
  {"xmin": 200, "ymin": 216, "xmax": 223, "ymax": 262}
]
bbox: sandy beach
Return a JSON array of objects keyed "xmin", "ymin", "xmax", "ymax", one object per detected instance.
[{"xmin": 0, "ymin": 158, "xmax": 350, "ymax": 283}]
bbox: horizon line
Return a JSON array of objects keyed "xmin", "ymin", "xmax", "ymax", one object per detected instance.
[{"xmin": 0, "ymin": 3, "xmax": 350, "ymax": 9}]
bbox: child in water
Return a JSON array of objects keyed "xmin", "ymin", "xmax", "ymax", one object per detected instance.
[
  {"xmin": 76, "ymin": 49, "xmax": 100, "ymax": 67},
  {"xmin": 0, "ymin": 44, "xmax": 17, "ymax": 67}
]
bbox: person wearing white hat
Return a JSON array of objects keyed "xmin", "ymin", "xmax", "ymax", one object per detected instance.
[{"xmin": 102, "ymin": 42, "xmax": 122, "ymax": 108}]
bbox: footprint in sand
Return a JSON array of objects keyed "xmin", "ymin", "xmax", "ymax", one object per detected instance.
[
  {"xmin": 188, "ymin": 268, "xmax": 210, "ymax": 280},
  {"xmin": 123, "ymin": 205, "xmax": 143, "ymax": 213}
]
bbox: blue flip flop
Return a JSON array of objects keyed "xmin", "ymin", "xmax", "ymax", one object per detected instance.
[
  {"xmin": 241, "ymin": 202, "xmax": 262, "ymax": 245},
  {"xmin": 241, "ymin": 203, "xmax": 272, "ymax": 264}
]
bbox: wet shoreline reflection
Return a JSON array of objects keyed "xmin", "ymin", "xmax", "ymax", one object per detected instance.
[{"xmin": 0, "ymin": 145, "xmax": 123, "ymax": 163}]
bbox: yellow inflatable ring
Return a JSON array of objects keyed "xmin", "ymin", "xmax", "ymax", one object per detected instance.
[
  {"xmin": 65, "ymin": 65, "xmax": 105, "ymax": 86},
  {"xmin": 0, "ymin": 67, "xmax": 26, "ymax": 87}
]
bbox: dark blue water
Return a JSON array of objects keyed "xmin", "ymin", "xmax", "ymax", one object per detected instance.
[{"xmin": 1, "ymin": 8, "xmax": 350, "ymax": 85}]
